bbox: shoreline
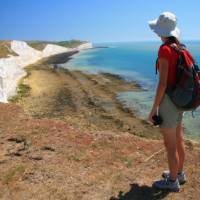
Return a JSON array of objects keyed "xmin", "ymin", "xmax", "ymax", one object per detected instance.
[
  {"xmin": 10, "ymin": 51, "xmax": 200, "ymax": 143},
  {"xmin": 10, "ymin": 51, "xmax": 162, "ymax": 139},
  {"xmin": 60, "ymin": 50, "xmax": 200, "ymax": 142},
  {"xmin": 0, "ymin": 40, "xmax": 93, "ymax": 103}
]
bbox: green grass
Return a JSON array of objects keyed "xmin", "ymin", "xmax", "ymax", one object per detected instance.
[
  {"xmin": 27, "ymin": 40, "xmax": 86, "ymax": 51},
  {"xmin": 8, "ymin": 50, "xmax": 76, "ymax": 103},
  {"xmin": 67, "ymin": 150, "xmax": 87, "ymax": 162},
  {"xmin": 9, "ymin": 83, "xmax": 31, "ymax": 103},
  {"xmin": 3, "ymin": 165, "xmax": 25, "ymax": 184},
  {"xmin": 8, "ymin": 61, "xmax": 51, "ymax": 103},
  {"xmin": 56, "ymin": 40, "xmax": 86, "ymax": 48},
  {"xmin": 27, "ymin": 41, "xmax": 48, "ymax": 51},
  {"xmin": 124, "ymin": 158, "xmax": 133, "ymax": 168},
  {"xmin": 68, "ymin": 155, "xmax": 82, "ymax": 162}
]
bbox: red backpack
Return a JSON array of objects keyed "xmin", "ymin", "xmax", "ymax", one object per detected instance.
[{"xmin": 157, "ymin": 44, "xmax": 200, "ymax": 111}]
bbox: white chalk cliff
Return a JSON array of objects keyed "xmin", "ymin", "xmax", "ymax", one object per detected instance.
[
  {"xmin": 76, "ymin": 42, "xmax": 93, "ymax": 51},
  {"xmin": 42, "ymin": 44, "xmax": 71, "ymax": 57},
  {"xmin": 0, "ymin": 40, "xmax": 93, "ymax": 102}
]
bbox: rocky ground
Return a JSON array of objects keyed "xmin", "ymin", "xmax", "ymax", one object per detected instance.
[{"xmin": 0, "ymin": 54, "xmax": 200, "ymax": 200}]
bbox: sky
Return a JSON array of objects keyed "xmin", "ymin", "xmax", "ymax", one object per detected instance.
[{"xmin": 1, "ymin": 0, "xmax": 200, "ymax": 43}]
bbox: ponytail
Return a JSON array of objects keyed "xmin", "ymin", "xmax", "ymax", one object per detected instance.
[{"xmin": 166, "ymin": 36, "xmax": 186, "ymax": 50}]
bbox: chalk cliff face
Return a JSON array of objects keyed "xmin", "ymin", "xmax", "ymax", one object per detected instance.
[
  {"xmin": 76, "ymin": 42, "xmax": 93, "ymax": 50},
  {"xmin": 42, "ymin": 44, "xmax": 72, "ymax": 57},
  {"xmin": 0, "ymin": 56, "xmax": 26, "ymax": 102},
  {"xmin": 11, "ymin": 40, "xmax": 42, "ymax": 64},
  {"xmin": 0, "ymin": 40, "xmax": 93, "ymax": 102}
]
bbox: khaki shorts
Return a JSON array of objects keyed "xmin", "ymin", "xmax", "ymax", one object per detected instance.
[{"xmin": 158, "ymin": 94, "xmax": 184, "ymax": 129}]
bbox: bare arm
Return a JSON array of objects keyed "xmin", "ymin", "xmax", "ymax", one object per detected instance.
[{"xmin": 148, "ymin": 58, "xmax": 168, "ymax": 123}]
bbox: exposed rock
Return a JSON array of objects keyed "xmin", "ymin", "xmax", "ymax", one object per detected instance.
[
  {"xmin": 41, "ymin": 146, "xmax": 56, "ymax": 152},
  {"xmin": 0, "ymin": 159, "xmax": 7, "ymax": 164},
  {"xmin": 28, "ymin": 155, "xmax": 43, "ymax": 161},
  {"xmin": 7, "ymin": 136, "xmax": 26, "ymax": 143},
  {"xmin": 6, "ymin": 136, "xmax": 29, "ymax": 157},
  {"xmin": 122, "ymin": 124, "xmax": 131, "ymax": 131}
]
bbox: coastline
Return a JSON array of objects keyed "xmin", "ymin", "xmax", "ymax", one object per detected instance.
[
  {"xmin": 10, "ymin": 51, "xmax": 200, "ymax": 143},
  {"xmin": 0, "ymin": 40, "xmax": 93, "ymax": 103},
  {"xmin": 10, "ymin": 51, "xmax": 161, "ymax": 139},
  {"xmin": 60, "ymin": 49, "xmax": 200, "ymax": 142}
]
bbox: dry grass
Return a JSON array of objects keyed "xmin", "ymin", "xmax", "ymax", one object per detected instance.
[
  {"xmin": 3, "ymin": 165, "xmax": 25, "ymax": 184},
  {"xmin": 0, "ymin": 103, "xmax": 200, "ymax": 200},
  {"xmin": 0, "ymin": 41, "xmax": 18, "ymax": 58},
  {"xmin": 26, "ymin": 41, "xmax": 48, "ymax": 51},
  {"xmin": 27, "ymin": 40, "xmax": 86, "ymax": 51},
  {"xmin": 0, "ymin": 40, "xmax": 86, "ymax": 58}
]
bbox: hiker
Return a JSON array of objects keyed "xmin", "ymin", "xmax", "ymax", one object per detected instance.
[
  {"xmin": 53, "ymin": 64, "xmax": 58, "ymax": 71},
  {"xmin": 147, "ymin": 12, "xmax": 190, "ymax": 192}
]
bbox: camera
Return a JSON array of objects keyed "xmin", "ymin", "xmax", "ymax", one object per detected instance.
[{"xmin": 152, "ymin": 115, "xmax": 163, "ymax": 126}]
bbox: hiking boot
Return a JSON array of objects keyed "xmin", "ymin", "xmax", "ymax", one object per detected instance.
[
  {"xmin": 153, "ymin": 177, "xmax": 180, "ymax": 192},
  {"xmin": 162, "ymin": 170, "xmax": 187, "ymax": 185}
]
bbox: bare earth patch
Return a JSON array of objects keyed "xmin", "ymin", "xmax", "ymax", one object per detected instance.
[{"xmin": 0, "ymin": 103, "xmax": 200, "ymax": 200}]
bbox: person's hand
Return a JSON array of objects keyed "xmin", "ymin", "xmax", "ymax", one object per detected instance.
[{"xmin": 148, "ymin": 107, "xmax": 157, "ymax": 125}]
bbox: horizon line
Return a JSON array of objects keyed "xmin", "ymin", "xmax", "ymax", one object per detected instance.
[
  {"xmin": 0, "ymin": 38, "xmax": 200, "ymax": 44},
  {"xmin": 94, "ymin": 39, "xmax": 200, "ymax": 44}
]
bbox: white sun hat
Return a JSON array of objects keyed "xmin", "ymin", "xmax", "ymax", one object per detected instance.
[{"xmin": 148, "ymin": 12, "xmax": 181, "ymax": 40}]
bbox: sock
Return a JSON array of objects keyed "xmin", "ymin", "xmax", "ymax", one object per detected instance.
[
  {"xmin": 169, "ymin": 177, "xmax": 177, "ymax": 182},
  {"xmin": 178, "ymin": 171, "xmax": 184, "ymax": 175}
]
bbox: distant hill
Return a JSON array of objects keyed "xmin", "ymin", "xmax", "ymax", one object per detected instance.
[
  {"xmin": 0, "ymin": 40, "xmax": 93, "ymax": 102},
  {"xmin": 27, "ymin": 40, "xmax": 86, "ymax": 51},
  {"xmin": 0, "ymin": 40, "xmax": 88, "ymax": 58}
]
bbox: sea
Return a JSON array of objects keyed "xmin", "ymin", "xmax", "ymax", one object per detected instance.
[{"xmin": 61, "ymin": 41, "xmax": 200, "ymax": 140}]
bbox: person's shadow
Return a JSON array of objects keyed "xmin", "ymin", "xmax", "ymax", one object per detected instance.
[{"xmin": 109, "ymin": 183, "xmax": 169, "ymax": 200}]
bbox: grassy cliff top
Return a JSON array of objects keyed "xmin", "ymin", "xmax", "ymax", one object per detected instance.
[
  {"xmin": 0, "ymin": 40, "xmax": 88, "ymax": 58},
  {"xmin": 56, "ymin": 40, "xmax": 86, "ymax": 48},
  {"xmin": 0, "ymin": 41, "xmax": 18, "ymax": 58},
  {"xmin": 27, "ymin": 40, "xmax": 87, "ymax": 51}
]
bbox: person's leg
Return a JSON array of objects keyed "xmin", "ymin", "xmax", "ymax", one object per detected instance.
[
  {"xmin": 154, "ymin": 95, "xmax": 181, "ymax": 191},
  {"xmin": 176, "ymin": 122, "xmax": 185, "ymax": 173},
  {"xmin": 161, "ymin": 128, "xmax": 179, "ymax": 180}
]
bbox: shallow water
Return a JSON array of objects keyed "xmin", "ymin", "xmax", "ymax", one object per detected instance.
[{"xmin": 61, "ymin": 41, "xmax": 200, "ymax": 139}]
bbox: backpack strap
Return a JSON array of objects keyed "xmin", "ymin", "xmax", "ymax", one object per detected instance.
[
  {"xmin": 155, "ymin": 43, "xmax": 189, "ymax": 75},
  {"xmin": 170, "ymin": 43, "xmax": 197, "ymax": 68},
  {"xmin": 155, "ymin": 44, "xmax": 167, "ymax": 75},
  {"xmin": 155, "ymin": 58, "xmax": 158, "ymax": 75},
  {"xmin": 169, "ymin": 43, "xmax": 181, "ymax": 53}
]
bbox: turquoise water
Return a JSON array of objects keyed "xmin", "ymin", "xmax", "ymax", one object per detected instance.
[{"xmin": 61, "ymin": 41, "xmax": 200, "ymax": 139}]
